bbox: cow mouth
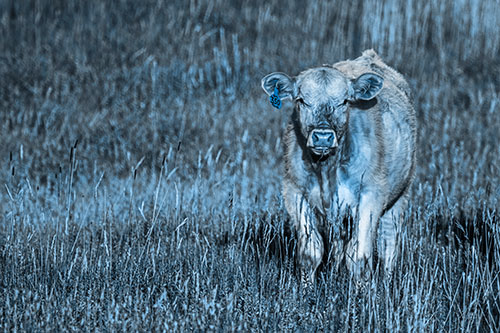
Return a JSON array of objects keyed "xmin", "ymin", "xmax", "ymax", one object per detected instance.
[
  {"xmin": 310, "ymin": 147, "xmax": 332, "ymax": 156},
  {"xmin": 309, "ymin": 147, "xmax": 337, "ymax": 162}
]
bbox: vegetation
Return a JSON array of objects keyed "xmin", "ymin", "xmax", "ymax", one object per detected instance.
[{"xmin": 1, "ymin": 0, "xmax": 499, "ymax": 330}]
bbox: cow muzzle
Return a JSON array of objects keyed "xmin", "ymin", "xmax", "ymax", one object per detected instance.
[{"xmin": 307, "ymin": 129, "xmax": 338, "ymax": 156}]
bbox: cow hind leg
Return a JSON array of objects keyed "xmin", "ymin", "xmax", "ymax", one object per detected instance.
[{"xmin": 377, "ymin": 193, "xmax": 408, "ymax": 275}]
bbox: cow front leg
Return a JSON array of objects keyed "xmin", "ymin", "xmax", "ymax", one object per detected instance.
[
  {"xmin": 284, "ymin": 188, "xmax": 324, "ymax": 285},
  {"xmin": 346, "ymin": 193, "xmax": 382, "ymax": 277},
  {"xmin": 297, "ymin": 208, "xmax": 324, "ymax": 286}
]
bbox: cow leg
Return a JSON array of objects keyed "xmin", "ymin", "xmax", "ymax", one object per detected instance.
[
  {"xmin": 346, "ymin": 193, "xmax": 382, "ymax": 277},
  {"xmin": 284, "ymin": 185, "xmax": 324, "ymax": 284},
  {"xmin": 377, "ymin": 192, "xmax": 408, "ymax": 275}
]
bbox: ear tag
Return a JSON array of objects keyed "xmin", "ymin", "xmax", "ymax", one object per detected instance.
[{"xmin": 270, "ymin": 87, "xmax": 282, "ymax": 109}]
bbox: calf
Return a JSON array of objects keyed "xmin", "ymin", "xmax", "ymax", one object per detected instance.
[{"xmin": 261, "ymin": 50, "xmax": 416, "ymax": 282}]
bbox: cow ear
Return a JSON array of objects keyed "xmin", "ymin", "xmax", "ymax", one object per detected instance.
[
  {"xmin": 261, "ymin": 72, "xmax": 294, "ymax": 100},
  {"xmin": 350, "ymin": 73, "xmax": 384, "ymax": 101}
]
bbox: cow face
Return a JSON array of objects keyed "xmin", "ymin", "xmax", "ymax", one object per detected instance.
[{"xmin": 262, "ymin": 68, "xmax": 383, "ymax": 158}]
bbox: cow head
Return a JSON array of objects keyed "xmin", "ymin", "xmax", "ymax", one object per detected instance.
[{"xmin": 262, "ymin": 68, "xmax": 383, "ymax": 158}]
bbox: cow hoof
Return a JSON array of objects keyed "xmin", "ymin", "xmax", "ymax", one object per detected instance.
[
  {"xmin": 345, "ymin": 240, "xmax": 372, "ymax": 280},
  {"xmin": 300, "ymin": 268, "xmax": 315, "ymax": 287}
]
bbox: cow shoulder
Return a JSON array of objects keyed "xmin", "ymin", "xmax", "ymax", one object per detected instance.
[
  {"xmin": 362, "ymin": 49, "xmax": 413, "ymax": 102},
  {"xmin": 333, "ymin": 50, "xmax": 413, "ymax": 103}
]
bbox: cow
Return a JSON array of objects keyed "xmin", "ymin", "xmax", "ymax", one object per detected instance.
[{"xmin": 261, "ymin": 50, "xmax": 416, "ymax": 283}]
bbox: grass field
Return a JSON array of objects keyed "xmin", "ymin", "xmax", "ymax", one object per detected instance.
[{"xmin": 1, "ymin": 0, "xmax": 499, "ymax": 331}]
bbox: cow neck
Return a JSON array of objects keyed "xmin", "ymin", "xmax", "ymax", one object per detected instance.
[{"xmin": 291, "ymin": 108, "xmax": 333, "ymax": 166}]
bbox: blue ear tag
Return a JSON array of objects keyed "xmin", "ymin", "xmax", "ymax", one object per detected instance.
[{"xmin": 270, "ymin": 87, "xmax": 282, "ymax": 109}]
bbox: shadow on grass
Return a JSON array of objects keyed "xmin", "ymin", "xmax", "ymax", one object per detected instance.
[{"xmin": 435, "ymin": 208, "xmax": 499, "ymax": 269}]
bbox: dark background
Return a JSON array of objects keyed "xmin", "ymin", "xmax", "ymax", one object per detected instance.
[{"xmin": 1, "ymin": 0, "xmax": 499, "ymax": 330}]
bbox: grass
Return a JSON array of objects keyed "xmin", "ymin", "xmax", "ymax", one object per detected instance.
[{"xmin": 1, "ymin": 0, "xmax": 499, "ymax": 330}]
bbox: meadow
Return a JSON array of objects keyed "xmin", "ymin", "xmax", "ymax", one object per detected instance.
[{"xmin": 1, "ymin": 0, "xmax": 499, "ymax": 330}]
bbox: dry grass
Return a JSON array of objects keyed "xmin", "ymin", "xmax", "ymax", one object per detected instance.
[{"xmin": 1, "ymin": 0, "xmax": 499, "ymax": 330}]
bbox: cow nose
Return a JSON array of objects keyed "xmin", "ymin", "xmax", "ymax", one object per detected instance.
[{"xmin": 311, "ymin": 129, "xmax": 336, "ymax": 148}]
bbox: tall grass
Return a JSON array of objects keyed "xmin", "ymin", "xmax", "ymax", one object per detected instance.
[{"xmin": 1, "ymin": 0, "xmax": 499, "ymax": 330}]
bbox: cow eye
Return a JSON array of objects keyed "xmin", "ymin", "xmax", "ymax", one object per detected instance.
[
  {"xmin": 295, "ymin": 98, "xmax": 310, "ymax": 107},
  {"xmin": 336, "ymin": 100, "xmax": 348, "ymax": 109}
]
